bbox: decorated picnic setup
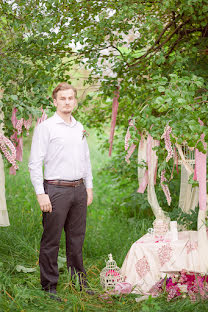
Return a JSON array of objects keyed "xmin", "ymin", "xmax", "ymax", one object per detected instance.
[
  {"xmin": 98, "ymin": 116, "xmax": 208, "ymax": 302},
  {"xmin": 120, "ymin": 121, "xmax": 208, "ymax": 300}
]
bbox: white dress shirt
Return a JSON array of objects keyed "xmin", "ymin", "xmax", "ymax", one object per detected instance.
[{"xmin": 28, "ymin": 112, "xmax": 93, "ymax": 194}]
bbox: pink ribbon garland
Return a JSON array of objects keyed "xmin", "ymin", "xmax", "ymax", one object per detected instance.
[
  {"xmin": 0, "ymin": 134, "xmax": 18, "ymax": 171},
  {"xmin": 9, "ymin": 108, "xmax": 33, "ymax": 174}
]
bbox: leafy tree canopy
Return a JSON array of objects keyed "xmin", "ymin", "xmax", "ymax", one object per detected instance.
[{"xmin": 0, "ymin": 0, "xmax": 208, "ymax": 152}]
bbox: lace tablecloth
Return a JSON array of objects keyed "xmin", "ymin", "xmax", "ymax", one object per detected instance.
[{"xmin": 121, "ymin": 231, "xmax": 202, "ymax": 294}]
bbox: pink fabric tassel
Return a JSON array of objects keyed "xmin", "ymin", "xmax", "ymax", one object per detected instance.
[
  {"xmin": 11, "ymin": 107, "xmax": 18, "ymax": 128},
  {"xmin": 109, "ymin": 88, "xmax": 119, "ymax": 156},
  {"xmin": 16, "ymin": 137, "xmax": 23, "ymax": 161},
  {"xmin": 10, "ymin": 131, "xmax": 18, "ymax": 145},
  {"xmin": 9, "ymin": 166, "xmax": 16, "ymax": 175},
  {"xmin": 23, "ymin": 114, "xmax": 32, "ymax": 135}
]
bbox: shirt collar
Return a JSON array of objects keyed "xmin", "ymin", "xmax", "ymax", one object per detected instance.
[{"xmin": 53, "ymin": 112, "xmax": 77, "ymax": 127}]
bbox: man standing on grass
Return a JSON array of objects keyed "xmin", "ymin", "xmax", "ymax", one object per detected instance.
[{"xmin": 28, "ymin": 82, "xmax": 93, "ymax": 299}]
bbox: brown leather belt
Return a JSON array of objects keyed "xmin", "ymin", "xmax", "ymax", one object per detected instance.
[{"xmin": 44, "ymin": 178, "xmax": 83, "ymax": 187}]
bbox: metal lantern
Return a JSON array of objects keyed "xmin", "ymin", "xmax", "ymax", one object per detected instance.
[{"xmin": 100, "ymin": 254, "xmax": 123, "ymax": 290}]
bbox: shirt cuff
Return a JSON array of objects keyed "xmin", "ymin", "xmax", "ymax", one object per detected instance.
[
  {"xmin": 84, "ymin": 179, "xmax": 93, "ymax": 189},
  {"xmin": 35, "ymin": 185, "xmax": 45, "ymax": 195}
]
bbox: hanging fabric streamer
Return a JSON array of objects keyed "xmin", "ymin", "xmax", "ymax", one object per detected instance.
[
  {"xmin": 193, "ymin": 119, "xmax": 207, "ymax": 211},
  {"xmin": 194, "ymin": 138, "xmax": 207, "ymax": 211},
  {"xmin": 109, "ymin": 87, "xmax": 120, "ymax": 156},
  {"xmin": 37, "ymin": 107, "xmax": 48, "ymax": 125}
]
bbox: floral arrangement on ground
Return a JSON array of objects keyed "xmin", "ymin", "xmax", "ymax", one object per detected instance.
[{"xmin": 149, "ymin": 270, "xmax": 208, "ymax": 302}]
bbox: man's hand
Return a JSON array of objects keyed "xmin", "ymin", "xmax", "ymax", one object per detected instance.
[
  {"xmin": 86, "ymin": 188, "xmax": 93, "ymax": 206},
  {"xmin": 37, "ymin": 194, "xmax": 52, "ymax": 212}
]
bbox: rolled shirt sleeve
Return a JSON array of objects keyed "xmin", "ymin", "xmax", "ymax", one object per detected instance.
[
  {"xmin": 83, "ymin": 137, "xmax": 93, "ymax": 189},
  {"xmin": 28, "ymin": 124, "xmax": 49, "ymax": 194}
]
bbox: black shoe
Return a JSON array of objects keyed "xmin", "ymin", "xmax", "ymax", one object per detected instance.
[
  {"xmin": 45, "ymin": 289, "xmax": 62, "ymax": 302},
  {"xmin": 81, "ymin": 285, "xmax": 95, "ymax": 296}
]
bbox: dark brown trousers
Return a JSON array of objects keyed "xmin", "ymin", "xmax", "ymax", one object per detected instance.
[{"xmin": 39, "ymin": 181, "xmax": 87, "ymax": 291}]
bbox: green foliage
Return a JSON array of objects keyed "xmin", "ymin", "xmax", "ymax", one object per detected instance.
[
  {"xmin": 1, "ymin": 0, "xmax": 207, "ymax": 183},
  {"xmin": 0, "ymin": 0, "xmax": 75, "ymax": 137},
  {"xmin": 169, "ymin": 207, "xmax": 199, "ymax": 231},
  {"xmin": 1, "ymin": 0, "xmax": 208, "ymax": 138}
]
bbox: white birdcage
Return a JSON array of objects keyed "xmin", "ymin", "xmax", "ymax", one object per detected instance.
[
  {"xmin": 177, "ymin": 143, "xmax": 195, "ymax": 165},
  {"xmin": 100, "ymin": 254, "xmax": 124, "ymax": 290}
]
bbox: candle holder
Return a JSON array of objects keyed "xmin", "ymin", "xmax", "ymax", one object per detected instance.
[{"xmin": 153, "ymin": 210, "xmax": 170, "ymax": 238}]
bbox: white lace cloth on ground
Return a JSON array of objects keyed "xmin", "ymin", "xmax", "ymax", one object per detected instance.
[{"xmin": 121, "ymin": 231, "xmax": 206, "ymax": 295}]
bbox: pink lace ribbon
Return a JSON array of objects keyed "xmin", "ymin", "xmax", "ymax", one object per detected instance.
[
  {"xmin": 161, "ymin": 125, "xmax": 173, "ymax": 162},
  {"xmin": 0, "ymin": 134, "xmax": 18, "ymax": 170},
  {"xmin": 9, "ymin": 107, "xmax": 39, "ymax": 174}
]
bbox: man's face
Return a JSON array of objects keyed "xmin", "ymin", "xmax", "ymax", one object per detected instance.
[{"xmin": 53, "ymin": 89, "xmax": 77, "ymax": 115}]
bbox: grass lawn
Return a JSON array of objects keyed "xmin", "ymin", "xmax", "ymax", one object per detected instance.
[{"xmin": 0, "ymin": 128, "xmax": 208, "ymax": 312}]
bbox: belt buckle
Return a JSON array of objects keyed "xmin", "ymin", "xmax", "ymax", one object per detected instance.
[{"xmin": 75, "ymin": 179, "xmax": 81, "ymax": 187}]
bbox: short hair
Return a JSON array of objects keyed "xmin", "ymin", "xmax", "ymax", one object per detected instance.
[{"xmin": 52, "ymin": 82, "xmax": 77, "ymax": 99}]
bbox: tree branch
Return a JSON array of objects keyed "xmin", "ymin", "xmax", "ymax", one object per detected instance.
[{"xmin": 129, "ymin": 18, "xmax": 191, "ymax": 68}]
